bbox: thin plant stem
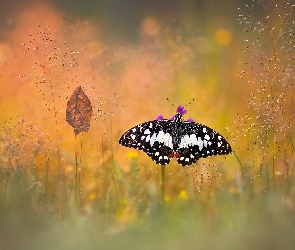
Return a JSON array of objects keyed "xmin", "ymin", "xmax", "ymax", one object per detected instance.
[
  {"xmin": 290, "ymin": 134, "xmax": 295, "ymax": 153},
  {"xmin": 111, "ymin": 168, "xmax": 120, "ymax": 201},
  {"xmin": 289, "ymin": 134, "xmax": 295, "ymax": 176},
  {"xmin": 78, "ymin": 133, "xmax": 83, "ymax": 200},
  {"xmin": 4, "ymin": 170, "xmax": 10, "ymax": 204},
  {"xmin": 101, "ymin": 130, "xmax": 107, "ymax": 233},
  {"xmin": 62, "ymin": 165, "xmax": 68, "ymax": 203},
  {"xmin": 233, "ymin": 151, "xmax": 244, "ymax": 173},
  {"xmin": 74, "ymin": 133, "xmax": 79, "ymax": 202},
  {"xmin": 45, "ymin": 157, "xmax": 49, "ymax": 201},
  {"xmin": 48, "ymin": 77, "xmax": 63, "ymax": 169},
  {"xmin": 272, "ymin": 135, "xmax": 275, "ymax": 183},
  {"xmin": 109, "ymin": 118, "xmax": 123, "ymax": 202},
  {"xmin": 161, "ymin": 164, "xmax": 165, "ymax": 204},
  {"xmin": 49, "ymin": 79, "xmax": 59, "ymax": 136},
  {"xmin": 101, "ymin": 131, "xmax": 106, "ymax": 214}
]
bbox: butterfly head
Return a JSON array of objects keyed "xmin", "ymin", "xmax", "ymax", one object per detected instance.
[
  {"xmin": 155, "ymin": 105, "xmax": 195, "ymax": 123},
  {"xmin": 168, "ymin": 105, "xmax": 187, "ymax": 121}
]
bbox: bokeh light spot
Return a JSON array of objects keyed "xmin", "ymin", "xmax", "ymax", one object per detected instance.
[
  {"xmin": 141, "ymin": 17, "xmax": 160, "ymax": 36},
  {"xmin": 215, "ymin": 28, "xmax": 232, "ymax": 46}
]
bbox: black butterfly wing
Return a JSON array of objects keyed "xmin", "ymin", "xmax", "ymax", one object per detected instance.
[
  {"xmin": 119, "ymin": 120, "xmax": 174, "ymax": 165},
  {"xmin": 176, "ymin": 122, "xmax": 232, "ymax": 166}
]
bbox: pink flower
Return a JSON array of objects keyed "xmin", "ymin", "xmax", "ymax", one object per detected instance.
[
  {"xmin": 155, "ymin": 114, "xmax": 164, "ymax": 120},
  {"xmin": 176, "ymin": 105, "xmax": 187, "ymax": 115}
]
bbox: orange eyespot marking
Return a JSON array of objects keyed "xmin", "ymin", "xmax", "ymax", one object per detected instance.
[
  {"xmin": 175, "ymin": 152, "xmax": 181, "ymax": 158},
  {"xmin": 168, "ymin": 152, "xmax": 174, "ymax": 158}
]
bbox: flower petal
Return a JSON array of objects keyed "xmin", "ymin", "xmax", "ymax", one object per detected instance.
[
  {"xmin": 155, "ymin": 114, "xmax": 164, "ymax": 120},
  {"xmin": 176, "ymin": 105, "xmax": 187, "ymax": 115}
]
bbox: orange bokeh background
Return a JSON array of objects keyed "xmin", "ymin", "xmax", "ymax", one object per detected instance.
[{"xmin": 1, "ymin": 0, "xmax": 286, "ymax": 203}]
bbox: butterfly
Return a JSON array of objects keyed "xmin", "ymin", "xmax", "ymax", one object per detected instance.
[{"xmin": 119, "ymin": 105, "xmax": 232, "ymax": 166}]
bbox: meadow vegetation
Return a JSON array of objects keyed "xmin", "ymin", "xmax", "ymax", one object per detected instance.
[{"xmin": 0, "ymin": 0, "xmax": 295, "ymax": 249}]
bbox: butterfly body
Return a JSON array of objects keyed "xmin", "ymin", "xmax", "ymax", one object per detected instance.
[{"xmin": 119, "ymin": 111, "xmax": 232, "ymax": 166}]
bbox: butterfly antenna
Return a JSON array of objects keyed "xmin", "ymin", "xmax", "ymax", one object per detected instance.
[
  {"xmin": 166, "ymin": 98, "xmax": 175, "ymax": 107},
  {"xmin": 185, "ymin": 98, "xmax": 195, "ymax": 107}
]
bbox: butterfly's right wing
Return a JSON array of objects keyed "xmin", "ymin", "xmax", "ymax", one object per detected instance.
[
  {"xmin": 119, "ymin": 120, "xmax": 174, "ymax": 165},
  {"xmin": 176, "ymin": 122, "xmax": 232, "ymax": 166}
]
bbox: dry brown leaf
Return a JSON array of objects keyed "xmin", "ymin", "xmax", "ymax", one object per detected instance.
[{"xmin": 66, "ymin": 86, "xmax": 92, "ymax": 135}]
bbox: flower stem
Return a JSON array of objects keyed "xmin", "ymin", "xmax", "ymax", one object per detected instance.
[{"xmin": 161, "ymin": 164, "xmax": 165, "ymax": 204}]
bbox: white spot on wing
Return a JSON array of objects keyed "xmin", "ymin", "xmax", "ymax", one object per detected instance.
[
  {"xmin": 190, "ymin": 134, "xmax": 197, "ymax": 146},
  {"xmin": 131, "ymin": 134, "xmax": 136, "ymax": 140},
  {"xmin": 156, "ymin": 131, "xmax": 165, "ymax": 143},
  {"xmin": 163, "ymin": 133, "xmax": 173, "ymax": 148},
  {"xmin": 196, "ymin": 137, "xmax": 203, "ymax": 151},
  {"xmin": 204, "ymin": 134, "xmax": 210, "ymax": 140},
  {"xmin": 144, "ymin": 129, "xmax": 151, "ymax": 134},
  {"xmin": 154, "ymin": 131, "xmax": 173, "ymax": 149},
  {"xmin": 149, "ymin": 133, "xmax": 158, "ymax": 146}
]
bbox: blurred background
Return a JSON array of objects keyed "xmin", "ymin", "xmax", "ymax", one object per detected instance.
[
  {"xmin": 0, "ymin": 0, "xmax": 247, "ymax": 181},
  {"xmin": 1, "ymin": 0, "xmax": 295, "ymax": 249},
  {"xmin": 0, "ymin": 0, "xmax": 247, "ymax": 124},
  {"xmin": 0, "ymin": 0, "xmax": 248, "ymax": 167}
]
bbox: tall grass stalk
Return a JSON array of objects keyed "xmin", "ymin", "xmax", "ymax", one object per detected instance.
[
  {"xmin": 109, "ymin": 119, "xmax": 122, "ymax": 203},
  {"xmin": 101, "ymin": 130, "xmax": 107, "ymax": 214},
  {"xmin": 49, "ymin": 78, "xmax": 59, "ymax": 136},
  {"xmin": 233, "ymin": 151, "xmax": 244, "ymax": 173},
  {"xmin": 233, "ymin": 150, "xmax": 254, "ymax": 193},
  {"xmin": 3, "ymin": 170, "xmax": 10, "ymax": 204}
]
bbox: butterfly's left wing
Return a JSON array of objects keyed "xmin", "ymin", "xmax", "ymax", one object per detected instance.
[
  {"xmin": 119, "ymin": 120, "xmax": 174, "ymax": 165},
  {"xmin": 176, "ymin": 122, "xmax": 232, "ymax": 166}
]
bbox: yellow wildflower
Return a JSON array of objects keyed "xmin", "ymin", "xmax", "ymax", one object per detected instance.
[
  {"xmin": 229, "ymin": 187, "xmax": 239, "ymax": 194},
  {"xmin": 179, "ymin": 190, "xmax": 189, "ymax": 200},
  {"xmin": 164, "ymin": 195, "xmax": 170, "ymax": 202},
  {"xmin": 89, "ymin": 192, "xmax": 96, "ymax": 200},
  {"xmin": 127, "ymin": 151, "xmax": 138, "ymax": 159}
]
